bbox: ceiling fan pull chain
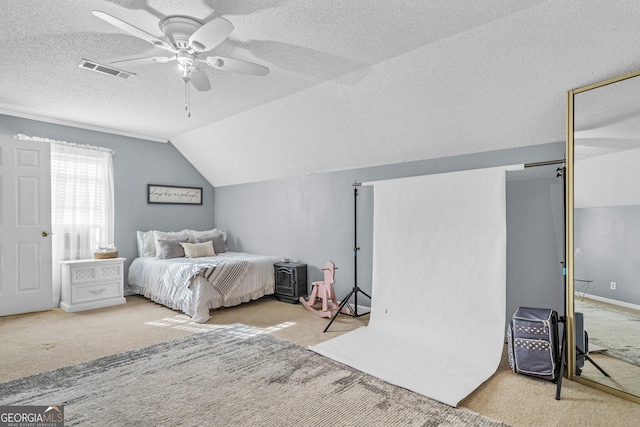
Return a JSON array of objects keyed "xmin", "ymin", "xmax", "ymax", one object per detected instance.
[{"xmin": 185, "ymin": 81, "xmax": 191, "ymax": 118}]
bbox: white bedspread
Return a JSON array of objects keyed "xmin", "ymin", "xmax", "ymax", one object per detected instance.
[{"xmin": 127, "ymin": 252, "xmax": 281, "ymax": 323}]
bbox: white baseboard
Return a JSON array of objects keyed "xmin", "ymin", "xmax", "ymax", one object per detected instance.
[
  {"xmin": 576, "ymin": 292, "xmax": 640, "ymax": 312},
  {"xmin": 337, "ymin": 301, "xmax": 371, "ymax": 315}
]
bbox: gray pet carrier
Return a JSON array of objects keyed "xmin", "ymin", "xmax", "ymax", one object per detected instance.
[{"xmin": 507, "ymin": 307, "xmax": 559, "ymax": 382}]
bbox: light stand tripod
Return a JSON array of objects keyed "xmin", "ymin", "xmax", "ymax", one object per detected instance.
[{"xmin": 324, "ymin": 182, "xmax": 371, "ymax": 333}]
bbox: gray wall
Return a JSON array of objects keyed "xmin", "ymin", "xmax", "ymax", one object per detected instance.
[
  {"xmin": 0, "ymin": 114, "xmax": 215, "ymax": 273},
  {"xmin": 1, "ymin": 112, "xmax": 568, "ymax": 322},
  {"xmin": 214, "ymin": 142, "xmax": 567, "ymax": 324},
  {"xmin": 575, "ymin": 206, "xmax": 640, "ymax": 305}
]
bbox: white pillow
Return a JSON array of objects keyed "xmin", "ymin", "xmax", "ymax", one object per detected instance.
[
  {"xmin": 187, "ymin": 228, "xmax": 227, "ymax": 252},
  {"xmin": 136, "ymin": 231, "xmax": 145, "ymax": 256},
  {"xmin": 187, "ymin": 228, "xmax": 223, "ymax": 241},
  {"xmin": 136, "ymin": 230, "xmax": 156, "ymax": 257},
  {"xmin": 180, "ymin": 241, "xmax": 215, "ymax": 258},
  {"xmin": 153, "ymin": 230, "xmax": 190, "ymax": 257}
]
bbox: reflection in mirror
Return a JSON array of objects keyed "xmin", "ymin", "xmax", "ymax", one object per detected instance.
[{"xmin": 571, "ymin": 70, "xmax": 640, "ymax": 400}]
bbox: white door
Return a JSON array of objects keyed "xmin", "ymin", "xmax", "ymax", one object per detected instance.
[{"xmin": 0, "ymin": 137, "xmax": 53, "ymax": 316}]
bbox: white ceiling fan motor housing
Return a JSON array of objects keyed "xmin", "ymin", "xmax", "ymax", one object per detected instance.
[{"xmin": 160, "ymin": 16, "xmax": 202, "ymax": 51}]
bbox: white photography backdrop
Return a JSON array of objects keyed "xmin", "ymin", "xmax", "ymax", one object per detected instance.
[{"xmin": 310, "ymin": 166, "xmax": 513, "ymax": 407}]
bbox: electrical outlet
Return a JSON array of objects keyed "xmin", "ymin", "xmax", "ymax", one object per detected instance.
[{"xmin": 610, "ymin": 281, "xmax": 617, "ymax": 290}]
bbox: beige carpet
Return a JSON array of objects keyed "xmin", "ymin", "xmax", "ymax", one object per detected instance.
[
  {"xmin": 1, "ymin": 323, "xmax": 508, "ymax": 426},
  {"xmin": 2, "ymin": 295, "xmax": 640, "ymax": 426}
]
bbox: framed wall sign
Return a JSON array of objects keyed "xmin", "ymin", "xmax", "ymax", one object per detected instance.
[{"xmin": 147, "ymin": 184, "xmax": 203, "ymax": 205}]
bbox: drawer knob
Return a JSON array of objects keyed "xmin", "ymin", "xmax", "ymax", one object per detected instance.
[
  {"xmin": 89, "ymin": 288, "xmax": 106, "ymax": 295},
  {"xmin": 42, "ymin": 231, "xmax": 50, "ymax": 237}
]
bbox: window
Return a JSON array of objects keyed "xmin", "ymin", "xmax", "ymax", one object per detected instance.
[{"xmin": 51, "ymin": 142, "xmax": 114, "ymax": 297}]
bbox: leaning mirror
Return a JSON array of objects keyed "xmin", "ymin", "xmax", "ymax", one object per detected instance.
[{"xmin": 567, "ymin": 69, "xmax": 640, "ymax": 403}]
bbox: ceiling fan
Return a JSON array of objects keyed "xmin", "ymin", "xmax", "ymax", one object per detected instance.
[{"xmin": 93, "ymin": 11, "xmax": 269, "ymax": 93}]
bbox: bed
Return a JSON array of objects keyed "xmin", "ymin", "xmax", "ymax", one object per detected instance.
[{"xmin": 126, "ymin": 228, "xmax": 281, "ymax": 323}]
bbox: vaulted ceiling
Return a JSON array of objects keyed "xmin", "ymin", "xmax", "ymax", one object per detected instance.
[{"xmin": 2, "ymin": 1, "xmax": 640, "ymax": 186}]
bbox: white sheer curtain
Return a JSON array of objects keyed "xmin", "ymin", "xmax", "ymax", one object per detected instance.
[{"xmin": 51, "ymin": 142, "xmax": 114, "ymax": 303}]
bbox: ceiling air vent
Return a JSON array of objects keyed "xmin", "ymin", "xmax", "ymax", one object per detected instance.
[{"xmin": 78, "ymin": 59, "xmax": 135, "ymax": 80}]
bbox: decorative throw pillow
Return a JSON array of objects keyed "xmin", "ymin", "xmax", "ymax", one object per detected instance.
[
  {"xmin": 180, "ymin": 240, "xmax": 215, "ymax": 258},
  {"xmin": 137, "ymin": 230, "xmax": 156, "ymax": 257},
  {"xmin": 156, "ymin": 239, "xmax": 188, "ymax": 259},
  {"xmin": 153, "ymin": 230, "xmax": 190, "ymax": 256},
  {"xmin": 197, "ymin": 234, "xmax": 227, "ymax": 254},
  {"xmin": 190, "ymin": 228, "xmax": 227, "ymax": 253},
  {"xmin": 136, "ymin": 231, "xmax": 145, "ymax": 257},
  {"xmin": 187, "ymin": 228, "xmax": 226, "ymax": 244}
]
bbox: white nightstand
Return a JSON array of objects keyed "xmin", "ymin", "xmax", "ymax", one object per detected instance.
[{"xmin": 60, "ymin": 257, "xmax": 126, "ymax": 312}]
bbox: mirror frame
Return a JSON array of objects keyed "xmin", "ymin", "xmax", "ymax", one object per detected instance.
[{"xmin": 567, "ymin": 69, "xmax": 640, "ymax": 404}]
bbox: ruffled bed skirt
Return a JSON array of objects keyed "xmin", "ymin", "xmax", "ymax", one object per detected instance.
[{"xmin": 127, "ymin": 252, "xmax": 280, "ymax": 323}]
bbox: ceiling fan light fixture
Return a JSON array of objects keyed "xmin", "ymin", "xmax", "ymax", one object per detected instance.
[{"xmin": 176, "ymin": 54, "xmax": 195, "ymax": 73}]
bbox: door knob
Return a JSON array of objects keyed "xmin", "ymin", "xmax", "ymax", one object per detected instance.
[{"xmin": 42, "ymin": 231, "xmax": 49, "ymax": 237}]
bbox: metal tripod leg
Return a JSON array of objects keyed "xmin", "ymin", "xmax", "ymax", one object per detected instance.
[
  {"xmin": 579, "ymin": 351, "xmax": 611, "ymax": 377},
  {"xmin": 323, "ymin": 286, "xmax": 371, "ymax": 333},
  {"xmin": 555, "ymin": 318, "xmax": 567, "ymax": 400}
]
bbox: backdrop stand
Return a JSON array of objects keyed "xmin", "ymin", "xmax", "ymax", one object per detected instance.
[
  {"xmin": 324, "ymin": 183, "xmax": 371, "ymax": 333},
  {"xmin": 555, "ymin": 164, "xmax": 567, "ymax": 400},
  {"xmin": 520, "ymin": 160, "xmax": 568, "ymax": 399}
]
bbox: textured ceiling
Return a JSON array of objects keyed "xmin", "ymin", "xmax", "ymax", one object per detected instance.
[
  {"xmin": 574, "ymin": 71, "xmax": 640, "ymax": 160},
  {"xmin": 2, "ymin": 1, "xmax": 640, "ymax": 186}
]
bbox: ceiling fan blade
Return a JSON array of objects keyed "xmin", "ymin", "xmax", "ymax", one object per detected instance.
[
  {"xmin": 189, "ymin": 18, "xmax": 234, "ymax": 53},
  {"xmin": 205, "ymin": 56, "xmax": 269, "ymax": 76},
  {"xmin": 110, "ymin": 56, "xmax": 176, "ymax": 66},
  {"xmin": 189, "ymin": 67, "xmax": 211, "ymax": 91},
  {"xmin": 93, "ymin": 11, "xmax": 175, "ymax": 52}
]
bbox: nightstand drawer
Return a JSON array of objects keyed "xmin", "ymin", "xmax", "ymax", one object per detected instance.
[
  {"xmin": 60, "ymin": 257, "xmax": 126, "ymax": 312},
  {"xmin": 72, "ymin": 281, "xmax": 122, "ymax": 304},
  {"xmin": 70, "ymin": 263, "xmax": 123, "ymax": 284}
]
